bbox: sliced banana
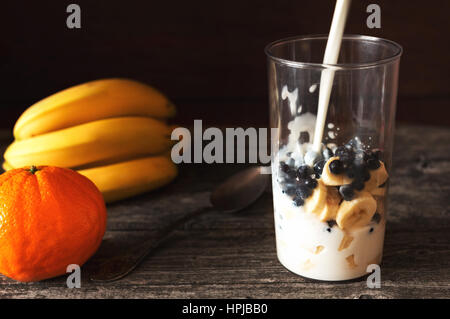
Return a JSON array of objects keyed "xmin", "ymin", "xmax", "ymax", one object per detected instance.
[
  {"xmin": 364, "ymin": 161, "xmax": 388, "ymax": 191},
  {"xmin": 336, "ymin": 191, "xmax": 377, "ymax": 230},
  {"xmin": 346, "ymin": 254, "xmax": 357, "ymax": 268},
  {"xmin": 320, "ymin": 156, "xmax": 352, "ymax": 186},
  {"xmin": 338, "ymin": 234, "xmax": 354, "ymax": 251},
  {"xmin": 304, "ymin": 179, "xmax": 327, "ymax": 215},
  {"xmin": 318, "ymin": 186, "xmax": 341, "ymax": 221}
]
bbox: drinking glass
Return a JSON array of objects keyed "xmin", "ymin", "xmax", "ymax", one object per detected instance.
[{"xmin": 265, "ymin": 35, "xmax": 402, "ymax": 281}]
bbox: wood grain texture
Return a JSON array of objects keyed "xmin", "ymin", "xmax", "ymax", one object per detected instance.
[{"xmin": 0, "ymin": 124, "xmax": 449, "ymax": 298}]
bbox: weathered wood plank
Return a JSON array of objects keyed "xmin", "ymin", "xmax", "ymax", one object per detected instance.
[
  {"xmin": 0, "ymin": 124, "xmax": 449, "ymax": 298},
  {"xmin": 0, "ymin": 225, "xmax": 448, "ymax": 298}
]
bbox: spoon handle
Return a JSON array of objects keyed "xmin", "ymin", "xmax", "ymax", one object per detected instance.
[{"xmin": 89, "ymin": 206, "xmax": 212, "ymax": 282}]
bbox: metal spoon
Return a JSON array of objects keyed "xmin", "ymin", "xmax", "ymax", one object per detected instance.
[{"xmin": 89, "ymin": 166, "xmax": 270, "ymax": 282}]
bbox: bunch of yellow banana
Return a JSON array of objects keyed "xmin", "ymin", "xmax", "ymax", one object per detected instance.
[{"xmin": 2, "ymin": 78, "xmax": 178, "ymax": 203}]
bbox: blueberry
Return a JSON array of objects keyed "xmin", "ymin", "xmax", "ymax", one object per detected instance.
[
  {"xmin": 351, "ymin": 179, "xmax": 365, "ymax": 191},
  {"xmin": 367, "ymin": 158, "xmax": 381, "ymax": 170},
  {"xmin": 303, "ymin": 177, "xmax": 318, "ymax": 189},
  {"xmin": 345, "ymin": 164, "xmax": 357, "ymax": 179},
  {"xmin": 372, "ymin": 149, "xmax": 383, "ymax": 161},
  {"xmin": 293, "ymin": 196, "xmax": 304, "ymax": 206},
  {"xmin": 329, "ymin": 159, "xmax": 343, "ymax": 175},
  {"xmin": 361, "ymin": 167, "xmax": 371, "ymax": 181},
  {"xmin": 339, "ymin": 185, "xmax": 355, "ymax": 201},
  {"xmin": 335, "ymin": 146, "xmax": 347, "ymax": 157},
  {"xmin": 335, "ymin": 146, "xmax": 354, "ymax": 164},
  {"xmin": 296, "ymin": 185, "xmax": 313, "ymax": 200},
  {"xmin": 296, "ymin": 165, "xmax": 312, "ymax": 179},
  {"xmin": 353, "ymin": 153, "xmax": 364, "ymax": 166},
  {"xmin": 364, "ymin": 150, "xmax": 372, "ymax": 158},
  {"xmin": 284, "ymin": 168, "xmax": 297, "ymax": 181},
  {"xmin": 371, "ymin": 212, "xmax": 381, "ymax": 223},
  {"xmin": 326, "ymin": 220, "xmax": 337, "ymax": 228},
  {"xmin": 280, "ymin": 161, "xmax": 290, "ymax": 173},
  {"xmin": 353, "ymin": 165, "xmax": 370, "ymax": 181},
  {"xmin": 281, "ymin": 183, "xmax": 296, "ymax": 196},
  {"xmin": 313, "ymin": 159, "xmax": 326, "ymax": 177},
  {"xmin": 354, "ymin": 150, "xmax": 370, "ymax": 166},
  {"xmin": 280, "ymin": 162, "xmax": 297, "ymax": 180}
]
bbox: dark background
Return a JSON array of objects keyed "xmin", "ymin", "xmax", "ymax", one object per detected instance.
[{"xmin": 1, "ymin": 0, "xmax": 449, "ymax": 128}]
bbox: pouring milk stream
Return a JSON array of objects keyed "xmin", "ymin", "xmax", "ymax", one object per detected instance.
[
  {"xmin": 270, "ymin": 0, "xmax": 391, "ymax": 281},
  {"xmin": 312, "ymin": 0, "xmax": 351, "ymax": 153}
]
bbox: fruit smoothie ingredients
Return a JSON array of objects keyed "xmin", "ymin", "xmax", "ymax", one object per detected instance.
[
  {"xmin": 272, "ymin": 112, "xmax": 389, "ymax": 281},
  {"xmin": 78, "ymin": 155, "xmax": 177, "ymax": 203},
  {"xmin": 13, "ymin": 78, "xmax": 176, "ymax": 140},
  {"xmin": 4, "ymin": 117, "xmax": 173, "ymax": 168},
  {"xmin": 3, "ymin": 78, "xmax": 178, "ymax": 202},
  {"xmin": 0, "ymin": 166, "xmax": 107, "ymax": 282}
]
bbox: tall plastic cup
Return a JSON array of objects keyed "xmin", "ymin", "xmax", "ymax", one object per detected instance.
[{"xmin": 266, "ymin": 35, "xmax": 402, "ymax": 281}]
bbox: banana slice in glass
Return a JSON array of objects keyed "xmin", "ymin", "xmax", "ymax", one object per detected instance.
[
  {"xmin": 336, "ymin": 191, "xmax": 377, "ymax": 230},
  {"xmin": 320, "ymin": 156, "xmax": 352, "ymax": 186},
  {"xmin": 364, "ymin": 161, "xmax": 388, "ymax": 191},
  {"xmin": 318, "ymin": 186, "xmax": 341, "ymax": 221},
  {"xmin": 304, "ymin": 179, "xmax": 327, "ymax": 215}
]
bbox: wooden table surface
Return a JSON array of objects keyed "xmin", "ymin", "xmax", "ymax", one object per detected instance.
[{"xmin": 0, "ymin": 124, "xmax": 449, "ymax": 299}]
